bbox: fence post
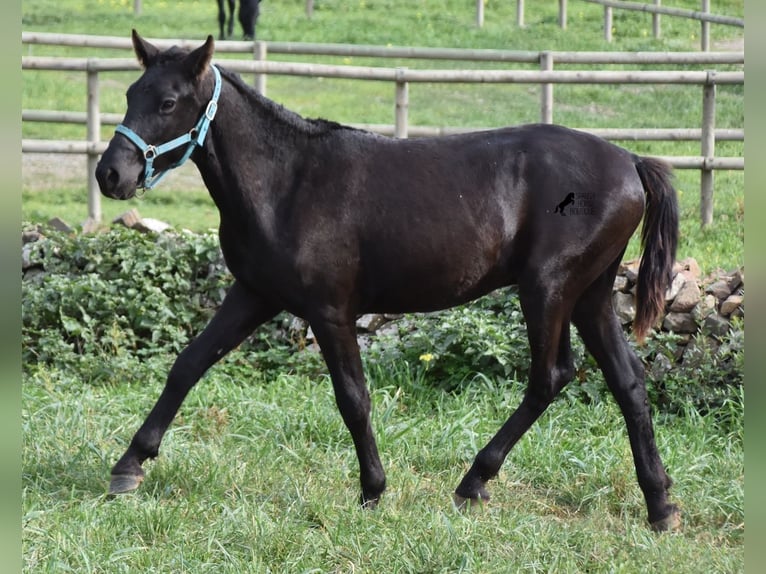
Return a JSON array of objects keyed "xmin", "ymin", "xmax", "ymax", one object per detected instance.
[
  {"xmin": 653, "ymin": 0, "xmax": 661, "ymax": 39},
  {"xmin": 540, "ymin": 51, "xmax": 554, "ymax": 123},
  {"xmin": 476, "ymin": 0, "xmax": 484, "ymax": 28},
  {"xmin": 86, "ymin": 65, "xmax": 101, "ymax": 224},
  {"xmin": 516, "ymin": 0, "xmax": 524, "ymax": 27},
  {"xmin": 559, "ymin": 0, "xmax": 567, "ymax": 30},
  {"xmin": 604, "ymin": 6, "xmax": 613, "ymax": 42},
  {"xmin": 134, "ymin": 0, "xmax": 141, "ymax": 16},
  {"xmin": 306, "ymin": 0, "xmax": 314, "ymax": 18},
  {"xmin": 700, "ymin": 0, "xmax": 711, "ymax": 51},
  {"xmin": 700, "ymin": 71, "xmax": 716, "ymax": 226},
  {"xmin": 394, "ymin": 68, "xmax": 409, "ymax": 139},
  {"xmin": 254, "ymin": 40, "xmax": 267, "ymax": 95}
]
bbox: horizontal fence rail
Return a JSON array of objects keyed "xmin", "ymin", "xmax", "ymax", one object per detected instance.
[
  {"xmin": 509, "ymin": 1, "xmax": 743, "ymax": 51},
  {"xmin": 22, "ymin": 34, "xmax": 744, "ymax": 226}
]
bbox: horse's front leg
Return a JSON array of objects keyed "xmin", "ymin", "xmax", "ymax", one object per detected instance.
[
  {"xmin": 109, "ymin": 280, "xmax": 280, "ymax": 494},
  {"xmin": 310, "ymin": 315, "xmax": 386, "ymax": 507}
]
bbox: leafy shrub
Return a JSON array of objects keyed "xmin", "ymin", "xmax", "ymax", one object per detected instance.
[{"xmin": 22, "ymin": 225, "xmax": 231, "ymax": 370}]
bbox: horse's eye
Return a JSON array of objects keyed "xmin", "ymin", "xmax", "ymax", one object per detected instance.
[{"xmin": 160, "ymin": 99, "xmax": 176, "ymax": 114}]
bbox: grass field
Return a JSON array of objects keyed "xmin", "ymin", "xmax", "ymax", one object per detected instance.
[{"xmin": 22, "ymin": 1, "xmax": 745, "ymax": 572}]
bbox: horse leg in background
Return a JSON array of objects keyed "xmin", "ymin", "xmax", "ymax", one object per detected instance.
[
  {"xmin": 109, "ymin": 281, "xmax": 280, "ymax": 494},
  {"xmin": 238, "ymin": 0, "xmax": 259, "ymax": 40},
  {"xmin": 309, "ymin": 315, "xmax": 387, "ymax": 507},
  {"xmin": 227, "ymin": 0, "xmax": 236, "ymax": 37},
  {"xmin": 454, "ymin": 282, "xmax": 575, "ymax": 507},
  {"xmin": 572, "ymin": 269, "xmax": 681, "ymax": 531}
]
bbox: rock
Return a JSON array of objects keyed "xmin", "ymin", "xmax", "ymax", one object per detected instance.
[
  {"xmin": 705, "ymin": 279, "xmax": 732, "ymax": 301},
  {"xmin": 720, "ymin": 294, "xmax": 743, "ymax": 317},
  {"xmin": 674, "ymin": 257, "xmax": 701, "ymax": 282},
  {"xmin": 356, "ymin": 314, "xmax": 387, "ymax": 333},
  {"xmin": 620, "ymin": 259, "xmax": 640, "ymax": 285},
  {"xmin": 113, "ymin": 208, "xmax": 143, "ymax": 229},
  {"xmin": 135, "ymin": 218, "xmax": 171, "ymax": 233},
  {"xmin": 47, "ymin": 216, "xmax": 72, "ymax": 233},
  {"xmin": 668, "ymin": 280, "xmax": 700, "ymax": 313},
  {"xmin": 703, "ymin": 313, "xmax": 730, "ymax": 338},
  {"xmin": 613, "ymin": 292, "xmax": 635, "ymax": 325},
  {"xmin": 725, "ymin": 268, "xmax": 743, "ymax": 292},
  {"xmin": 22, "ymin": 229, "xmax": 41, "ymax": 244},
  {"xmin": 662, "ymin": 312, "xmax": 698, "ymax": 334},
  {"xmin": 664, "ymin": 272, "xmax": 686, "ymax": 302},
  {"xmin": 613, "ymin": 275, "xmax": 628, "ymax": 292}
]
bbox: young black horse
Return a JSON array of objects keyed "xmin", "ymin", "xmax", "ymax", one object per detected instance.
[
  {"xmin": 95, "ymin": 32, "xmax": 681, "ymax": 531},
  {"xmin": 217, "ymin": 0, "xmax": 261, "ymax": 40}
]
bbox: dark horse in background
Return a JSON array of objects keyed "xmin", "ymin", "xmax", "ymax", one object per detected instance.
[
  {"xmin": 217, "ymin": 0, "xmax": 261, "ymax": 40},
  {"xmin": 95, "ymin": 31, "xmax": 681, "ymax": 531}
]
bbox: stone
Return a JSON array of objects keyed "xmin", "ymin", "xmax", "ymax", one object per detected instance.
[
  {"xmin": 693, "ymin": 294, "xmax": 718, "ymax": 322},
  {"xmin": 613, "ymin": 292, "xmax": 635, "ymax": 325},
  {"xmin": 135, "ymin": 218, "xmax": 171, "ymax": 233},
  {"xmin": 674, "ymin": 257, "xmax": 701, "ymax": 281},
  {"xmin": 725, "ymin": 268, "xmax": 743, "ymax": 292},
  {"xmin": 662, "ymin": 312, "xmax": 698, "ymax": 334},
  {"xmin": 668, "ymin": 280, "xmax": 700, "ymax": 313},
  {"xmin": 612, "ymin": 275, "xmax": 628, "ymax": 292},
  {"xmin": 649, "ymin": 353, "xmax": 673, "ymax": 380},
  {"xmin": 619, "ymin": 259, "xmax": 640, "ymax": 285},
  {"xmin": 113, "ymin": 208, "xmax": 143, "ymax": 229},
  {"xmin": 664, "ymin": 272, "xmax": 686, "ymax": 302},
  {"xmin": 720, "ymin": 294, "xmax": 743, "ymax": 317},
  {"xmin": 356, "ymin": 314, "xmax": 387, "ymax": 333},
  {"xmin": 705, "ymin": 279, "xmax": 731, "ymax": 301},
  {"xmin": 47, "ymin": 216, "xmax": 72, "ymax": 233}
]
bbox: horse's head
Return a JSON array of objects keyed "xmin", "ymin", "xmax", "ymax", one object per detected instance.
[{"xmin": 95, "ymin": 30, "xmax": 217, "ymax": 199}]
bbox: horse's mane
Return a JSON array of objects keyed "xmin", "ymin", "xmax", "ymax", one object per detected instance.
[{"xmin": 215, "ymin": 64, "xmax": 368, "ymax": 139}]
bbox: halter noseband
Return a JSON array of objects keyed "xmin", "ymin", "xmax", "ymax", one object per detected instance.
[{"xmin": 114, "ymin": 64, "xmax": 222, "ymax": 190}]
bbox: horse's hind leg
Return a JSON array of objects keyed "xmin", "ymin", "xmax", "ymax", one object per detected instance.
[
  {"xmin": 454, "ymin": 284, "xmax": 575, "ymax": 507},
  {"xmin": 572, "ymin": 272, "xmax": 680, "ymax": 531},
  {"xmin": 109, "ymin": 281, "xmax": 280, "ymax": 494}
]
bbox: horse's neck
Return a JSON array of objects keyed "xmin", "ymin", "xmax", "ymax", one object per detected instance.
[{"xmin": 193, "ymin": 80, "xmax": 307, "ymax": 234}]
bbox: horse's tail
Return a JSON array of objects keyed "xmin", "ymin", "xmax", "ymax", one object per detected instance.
[{"xmin": 633, "ymin": 156, "xmax": 679, "ymax": 344}]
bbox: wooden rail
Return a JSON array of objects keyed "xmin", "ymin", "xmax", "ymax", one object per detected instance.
[{"xmin": 22, "ymin": 34, "xmax": 744, "ymax": 226}]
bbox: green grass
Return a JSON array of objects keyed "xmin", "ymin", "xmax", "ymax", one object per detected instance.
[{"xmin": 23, "ymin": 355, "xmax": 743, "ymax": 573}]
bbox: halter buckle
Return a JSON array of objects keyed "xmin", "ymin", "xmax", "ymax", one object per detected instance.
[
  {"xmin": 144, "ymin": 145, "xmax": 157, "ymax": 160},
  {"xmin": 205, "ymin": 100, "xmax": 218, "ymax": 121}
]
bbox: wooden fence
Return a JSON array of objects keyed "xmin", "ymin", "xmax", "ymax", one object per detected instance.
[
  {"xmin": 22, "ymin": 33, "xmax": 743, "ymax": 226},
  {"xmin": 499, "ymin": 1, "xmax": 743, "ymax": 51}
]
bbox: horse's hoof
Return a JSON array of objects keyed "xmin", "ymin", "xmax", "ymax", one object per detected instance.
[
  {"xmin": 452, "ymin": 493, "xmax": 488, "ymax": 512},
  {"xmin": 109, "ymin": 473, "xmax": 144, "ymax": 495},
  {"xmin": 650, "ymin": 507, "xmax": 681, "ymax": 532}
]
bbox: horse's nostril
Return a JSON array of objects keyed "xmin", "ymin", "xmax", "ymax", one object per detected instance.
[{"xmin": 106, "ymin": 167, "xmax": 120, "ymax": 188}]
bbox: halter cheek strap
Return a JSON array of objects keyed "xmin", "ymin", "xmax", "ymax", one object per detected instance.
[{"xmin": 114, "ymin": 63, "xmax": 222, "ymax": 190}]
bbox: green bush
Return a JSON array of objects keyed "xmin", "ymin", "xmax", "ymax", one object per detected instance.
[{"xmin": 22, "ymin": 225, "xmax": 230, "ymax": 369}]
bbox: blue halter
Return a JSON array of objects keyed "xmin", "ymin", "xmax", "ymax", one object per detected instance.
[{"xmin": 114, "ymin": 64, "xmax": 222, "ymax": 190}]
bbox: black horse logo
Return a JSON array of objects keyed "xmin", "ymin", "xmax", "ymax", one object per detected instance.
[{"xmin": 553, "ymin": 192, "xmax": 575, "ymax": 216}]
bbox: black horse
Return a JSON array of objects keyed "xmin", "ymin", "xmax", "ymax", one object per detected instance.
[
  {"xmin": 217, "ymin": 0, "xmax": 261, "ymax": 40},
  {"xmin": 95, "ymin": 32, "xmax": 681, "ymax": 531}
]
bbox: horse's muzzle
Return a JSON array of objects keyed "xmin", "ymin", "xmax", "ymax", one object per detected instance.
[{"xmin": 95, "ymin": 150, "xmax": 141, "ymax": 200}]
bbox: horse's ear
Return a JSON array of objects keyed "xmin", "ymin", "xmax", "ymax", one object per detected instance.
[
  {"xmin": 131, "ymin": 29, "xmax": 160, "ymax": 68},
  {"xmin": 184, "ymin": 35, "xmax": 215, "ymax": 81}
]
